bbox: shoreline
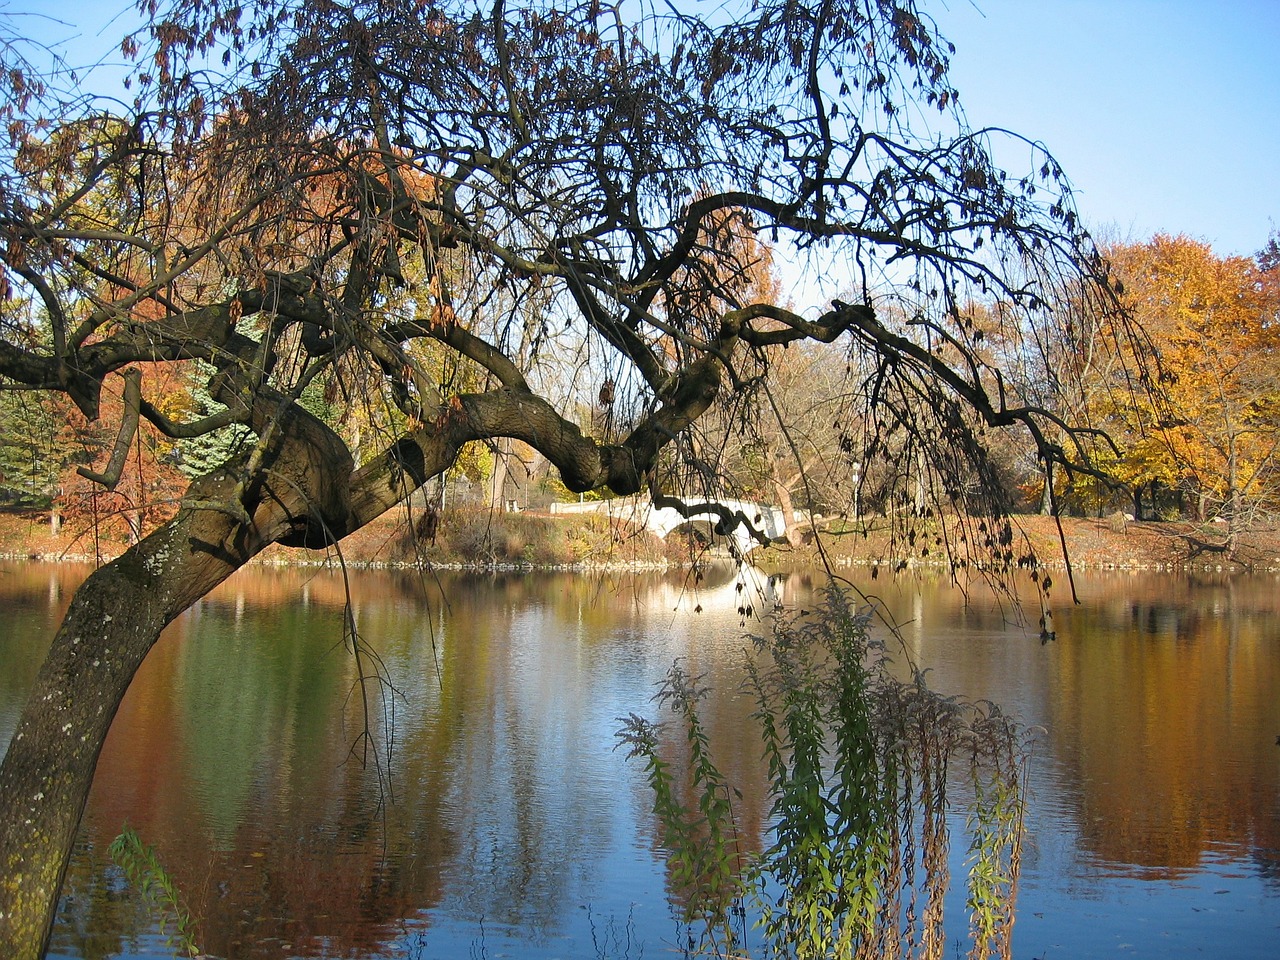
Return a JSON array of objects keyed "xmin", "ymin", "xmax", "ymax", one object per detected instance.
[{"xmin": 1, "ymin": 509, "xmax": 1277, "ymax": 575}]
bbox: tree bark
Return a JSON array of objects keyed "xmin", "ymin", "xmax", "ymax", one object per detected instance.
[
  {"xmin": 768, "ymin": 454, "xmax": 803, "ymax": 547},
  {"xmin": 1227, "ymin": 434, "xmax": 1240, "ymax": 556},
  {"xmin": 489, "ymin": 436, "xmax": 511, "ymax": 511}
]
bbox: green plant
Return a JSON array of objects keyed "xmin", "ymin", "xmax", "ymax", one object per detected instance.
[
  {"xmin": 963, "ymin": 709, "xmax": 1027, "ymax": 960},
  {"xmin": 620, "ymin": 666, "xmax": 749, "ymax": 955},
  {"xmin": 107, "ymin": 825, "xmax": 200, "ymax": 958},
  {"xmin": 620, "ymin": 582, "xmax": 1031, "ymax": 960}
]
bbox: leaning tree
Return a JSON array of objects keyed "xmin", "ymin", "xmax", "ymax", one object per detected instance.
[{"xmin": 0, "ymin": 0, "xmax": 1137, "ymax": 953}]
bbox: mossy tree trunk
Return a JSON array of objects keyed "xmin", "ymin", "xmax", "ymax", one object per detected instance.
[{"xmin": 0, "ymin": 530, "xmax": 221, "ymax": 958}]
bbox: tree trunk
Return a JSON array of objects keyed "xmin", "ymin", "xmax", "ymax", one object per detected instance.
[
  {"xmin": 914, "ymin": 449, "xmax": 926, "ymax": 515},
  {"xmin": 1227, "ymin": 435, "xmax": 1240, "ymax": 556},
  {"xmin": 0, "ymin": 491, "xmax": 254, "ymax": 959},
  {"xmin": 489, "ymin": 437, "xmax": 511, "ymax": 511},
  {"xmin": 769, "ymin": 460, "xmax": 802, "ymax": 547},
  {"xmin": 0, "ymin": 388, "xmax": 361, "ymax": 958}
]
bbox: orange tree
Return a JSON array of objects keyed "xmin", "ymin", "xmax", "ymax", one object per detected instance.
[
  {"xmin": 0, "ymin": 1, "xmax": 1141, "ymax": 953},
  {"xmin": 1098, "ymin": 236, "xmax": 1280, "ymax": 540}
]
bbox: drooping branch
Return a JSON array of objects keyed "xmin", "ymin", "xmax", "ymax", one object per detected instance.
[
  {"xmin": 77, "ymin": 368, "xmax": 142, "ymax": 490},
  {"xmin": 732, "ymin": 300, "xmax": 876, "ymax": 346},
  {"xmin": 831, "ymin": 301, "xmax": 1123, "ymax": 491},
  {"xmin": 386, "ymin": 314, "xmax": 530, "ymax": 393},
  {"xmin": 561, "ymin": 260, "xmax": 673, "ymax": 394}
]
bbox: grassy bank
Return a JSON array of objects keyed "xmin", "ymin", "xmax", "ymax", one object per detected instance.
[
  {"xmin": 0, "ymin": 505, "xmax": 672, "ymax": 569},
  {"xmin": 1, "ymin": 506, "xmax": 1276, "ymax": 573},
  {"xmin": 779, "ymin": 513, "xmax": 1280, "ymax": 574}
]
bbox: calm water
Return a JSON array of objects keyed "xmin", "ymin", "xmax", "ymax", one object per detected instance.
[{"xmin": 1, "ymin": 561, "xmax": 1277, "ymax": 958}]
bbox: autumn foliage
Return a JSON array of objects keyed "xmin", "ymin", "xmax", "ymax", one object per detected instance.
[{"xmin": 1078, "ymin": 235, "xmax": 1279, "ymax": 540}]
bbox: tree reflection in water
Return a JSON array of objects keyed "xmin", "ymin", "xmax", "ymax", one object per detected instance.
[{"xmin": 0, "ymin": 562, "xmax": 1276, "ymax": 959}]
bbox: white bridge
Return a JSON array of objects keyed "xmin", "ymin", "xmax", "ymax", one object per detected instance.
[{"xmin": 549, "ymin": 495, "xmax": 787, "ymax": 555}]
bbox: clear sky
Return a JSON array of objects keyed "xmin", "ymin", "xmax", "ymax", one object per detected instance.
[
  {"xmin": 938, "ymin": 0, "xmax": 1280, "ymax": 259},
  {"xmin": 14, "ymin": 0, "xmax": 1280, "ymax": 259}
]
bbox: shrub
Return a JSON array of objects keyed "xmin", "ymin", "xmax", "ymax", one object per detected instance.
[{"xmin": 401, "ymin": 508, "xmax": 639, "ymax": 565}]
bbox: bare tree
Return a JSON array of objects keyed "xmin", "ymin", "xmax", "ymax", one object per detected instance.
[{"xmin": 0, "ymin": 1, "xmax": 1139, "ymax": 953}]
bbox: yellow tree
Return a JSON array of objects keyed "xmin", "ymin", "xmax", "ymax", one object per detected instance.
[{"xmin": 1107, "ymin": 235, "xmax": 1280, "ymax": 545}]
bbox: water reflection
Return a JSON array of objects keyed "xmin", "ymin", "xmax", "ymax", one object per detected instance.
[
  {"xmin": 854, "ymin": 573, "xmax": 1280, "ymax": 883},
  {"xmin": 1050, "ymin": 577, "xmax": 1280, "ymax": 880},
  {"xmin": 1, "ymin": 562, "xmax": 1277, "ymax": 959}
]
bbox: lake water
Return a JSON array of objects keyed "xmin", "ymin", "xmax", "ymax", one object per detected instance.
[{"xmin": 1, "ymin": 561, "xmax": 1277, "ymax": 958}]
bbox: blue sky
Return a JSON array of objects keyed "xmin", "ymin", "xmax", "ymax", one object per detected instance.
[
  {"xmin": 16, "ymin": 0, "xmax": 1279, "ymax": 259},
  {"xmin": 939, "ymin": 0, "xmax": 1279, "ymax": 258}
]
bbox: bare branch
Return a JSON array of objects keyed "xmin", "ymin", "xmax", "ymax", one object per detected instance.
[{"xmin": 77, "ymin": 368, "xmax": 142, "ymax": 489}]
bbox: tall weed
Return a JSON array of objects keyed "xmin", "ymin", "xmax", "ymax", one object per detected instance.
[{"xmin": 620, "ymin": 582, "xmax": 1030, "ymax": 960}]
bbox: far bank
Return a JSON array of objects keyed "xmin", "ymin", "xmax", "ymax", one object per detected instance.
[{"xmin": 1, "ymin": 506, "xmax": 1276, "ymax": 574}]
